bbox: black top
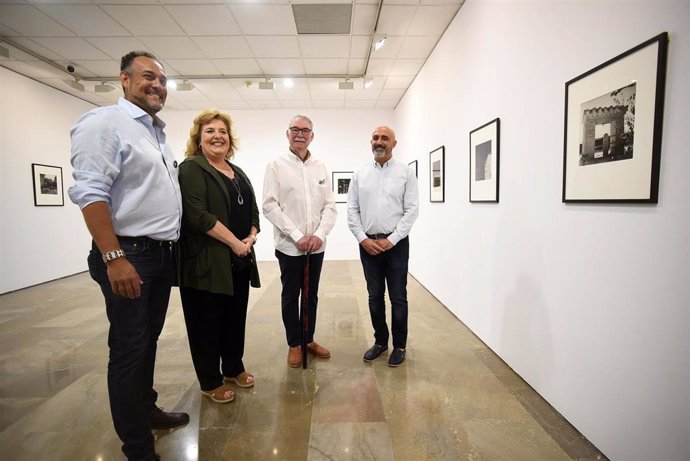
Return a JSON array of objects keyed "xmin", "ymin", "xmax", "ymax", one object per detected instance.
[{"xmin": 220, "ymin": 170, "xmax": 252, "ymax": 240}]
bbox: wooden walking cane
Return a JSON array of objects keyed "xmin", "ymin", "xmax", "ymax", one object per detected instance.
[{"xmin": 301, "ymin": 251, "xmax": 310, "ymax": 369}]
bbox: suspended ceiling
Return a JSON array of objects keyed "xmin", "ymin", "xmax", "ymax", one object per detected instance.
[{"xmin": 0, "ymin": 0, "xmax": 464, "ymax": 110}]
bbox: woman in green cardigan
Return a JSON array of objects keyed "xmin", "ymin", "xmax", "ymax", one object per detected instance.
[{"xmin": 177, "ymin": 109, "xmax": 261, "ymax": 403}]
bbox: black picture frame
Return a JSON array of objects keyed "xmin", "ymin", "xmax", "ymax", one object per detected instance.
[
  {"xmin": 429, "ymin": 146, "xmax": 445, "ymax": 203},
  {"xmin": 562, "ymin": 32, "xmax": 668, "ymax": 203},
  {"xmin": 408, "ymin": 159, "xmax": 418, "ymax": 178},
  {"xmin": 32, "ymin": 163, "xmax": 64, "ymax": 206},
  {"xmin": 332, "ymin": 171, "xmax": 353, "ymax": 203},
  {"xmin": 469, "ymin": 118, "xmax": 500, "ymax": 203}
]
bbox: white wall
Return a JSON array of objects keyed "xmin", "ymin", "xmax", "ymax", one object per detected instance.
[
  {"xmin": 395, "ymin": 1, "xmax": 689, "ymax": 460},
  {"xmin": 0, "ymin": 67, "xmax": 94, "ymax": 294},
  {"xmin": 0, "ymin": 69, "xmax": 393, "ymax": 293}
]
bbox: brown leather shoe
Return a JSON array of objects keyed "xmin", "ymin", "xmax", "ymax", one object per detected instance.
[
  {"xmin": 288, "ymin": 346, "xmax": 302, "ymax": 368},
  {"xmin": 307, "ymin": 342, "xmax": 331, "ymax": 359}
]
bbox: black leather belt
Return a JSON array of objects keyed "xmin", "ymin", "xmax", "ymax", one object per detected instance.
[
  {"xmin": 117, "ymin": 236, "xmax": 173, "ymax": 248},
  {"xmin": 366, "ymin": 233, "xmax": 391, "ymax": 240}
]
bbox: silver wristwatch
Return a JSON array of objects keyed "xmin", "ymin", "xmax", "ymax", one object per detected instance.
[{"xmin": 102, "ymin": 249, "xmax": 126, "ymax": 263}]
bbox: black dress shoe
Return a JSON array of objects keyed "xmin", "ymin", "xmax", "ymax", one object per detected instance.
[
  {"xmin": 149, "ymin": 407, "xmax": 190, "ymax": 430},
  {"xmin": 388, "ymin": 348, "xmax": 406, "ymax": 367},
  {"xmin": 363, "ymin": 344, "xmax": 388, "ymax": 362}
]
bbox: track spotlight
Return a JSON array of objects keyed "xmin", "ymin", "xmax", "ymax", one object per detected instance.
[
  {"xmin": 64, "ymin": 77, "xmax": 84, "ymax": 92},
  {"xmin": 374, "ymin": 36, "xmax": 387, "ymax": 52},
  {"xmin": 94, "ymin": 81, "xmax": 114, "ymax": 93},
  {"xmin": 176, "ymin": 80, "xmax": 194, "ymax": 91},
  {"xmin": 259, "ymin": 79, "xmax": 274, "ymax": 90},
  {"xmin": 338, "ymin": 79, "xmax": 354, "ymax": 90},
  {"xmin": 364, "ymin": 78, "xmax": 373, "ymax": 89}
]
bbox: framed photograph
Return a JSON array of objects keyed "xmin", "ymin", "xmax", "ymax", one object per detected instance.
[
  {"xmin": 332, "ymin": 171, "xmax": 353, "ymax": 203},
  {"xmin": 563, "ymin": 32, "xmax": 668, "ymax": 203},
  {"xmin": 429, "ymin": 146, "xmax": 445, "ymax": 203},
  {"xmin": 32, "ymin": 163, "xmax": 64, "ymax": 206},
  {"xmin": 469, "ymin": 118, "xmax": 500, "ymax": 203},
  {"xmin": 408, "ymin": 159, "xmax": 418, "ymax": 177}
]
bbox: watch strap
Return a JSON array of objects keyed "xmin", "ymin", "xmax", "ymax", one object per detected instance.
[{"xmin": 102, "ymin": 249, "xmax": 125, "ymax": 263}]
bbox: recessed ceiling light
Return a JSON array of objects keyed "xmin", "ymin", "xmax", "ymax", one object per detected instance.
[
  {"xmin": 283, "ymin": 78, "xmax": 293, "ymax": 88},
  {"xmin": 364, "ymin": 78, "xmax": 373, "ymax": 89},
  {"xmin": 374, "ymin": 36, "xmax": 387, "ymax": 52}
]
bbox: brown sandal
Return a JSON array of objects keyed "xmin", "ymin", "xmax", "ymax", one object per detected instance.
[
  {"xmin": 201, "ymin": 384, "xmax": 235, "ymax": 403},
  {"xmin": 224, "ymin": 371, "xmax": 255, "ymax": 388}
]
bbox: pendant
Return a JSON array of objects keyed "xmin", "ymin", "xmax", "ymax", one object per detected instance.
[{"xmin": 238, "ymin": 195, "xmax": 244, "ymax": 205}]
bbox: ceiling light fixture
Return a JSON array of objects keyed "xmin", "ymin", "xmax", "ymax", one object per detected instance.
[
  {"xmin": 283, "ymin": 78, "xmax": 293, "ymax": 88},
  {"xmin": 94, "ymin": 81, "xmax": 114, "ymax": 93},
  {"xmin": 364, "ymin": 78, "xmax": 373, "ymax": 89},
  {"xmin": 259, "ymin": 79, "xmax": 274, "ymax": 90},
  {"xmin": 64, "ymin": 77, "xmax": 84, "ymax": 92},
  {"xmin": 176, "ymin": 80, "xmax": 194, "ymax": 91},
  {"xmin": 166, "ymin": 80, "xmax": 177, "ymax": 90},
  {"xmin": 374, "ymin": 36, "xmax": 387, "ymax": 52},
  {"xmin": 338, "ymin": 79, "xmax": 354, "ymax": 90},
  {"xmin": 0, "ymin": 43, "xmax": 9, "ymax": 59}
]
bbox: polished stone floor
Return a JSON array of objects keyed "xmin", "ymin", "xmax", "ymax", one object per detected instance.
[{"xmin": 0, "ymin": 261, "xmax": 607, "ymax": 460}]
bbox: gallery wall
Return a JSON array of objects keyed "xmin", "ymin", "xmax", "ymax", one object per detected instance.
[
  {"xmin": 0, "ymin": 66, "xmax": 393, "ymax": 293},
  {"xmin": 394, "ymin": 1, "xmax": 689, "ymax": 460}
]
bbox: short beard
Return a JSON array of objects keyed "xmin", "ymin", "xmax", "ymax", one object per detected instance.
[{"xmin": 373, "ymin": 147, "xmax": 387, "ymax": 158}]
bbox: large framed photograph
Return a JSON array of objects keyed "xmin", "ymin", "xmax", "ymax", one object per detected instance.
[
  {"xmin": 408, "ymin": 159, "xmax": 418, "ymax": 178},
  {"xmin": 563, "ymin": 32, "xmax": 668, "ymax": 203},
  {"xmin": 429, "ymin": 146, "xmax": 445, "ymax": 203},
  {"xmin": 332, "ymin": 171, "xmax": 353, "ymax": 203},
  {"xmin": 469, "ymin": 118, "xmax": 500, "ymax": 203},
  {"xmin": 32, "ymin": 163, "xmax": 64, "ymax": 206}
]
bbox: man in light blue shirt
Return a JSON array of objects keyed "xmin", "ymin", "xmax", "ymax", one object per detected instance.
[
  {"xmin": 69, "ymin": 51, "xmax": 187, "ymax": 461},
  {"xmin": 347, "ymin": 126, "xmax": 419, "ymax": 367}
]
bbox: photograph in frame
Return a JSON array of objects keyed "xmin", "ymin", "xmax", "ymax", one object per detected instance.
[
  {"xmin": 429, "ymin": 146, "xmax": 445, "ymax": 203},
  {"xmin": 562, "ymin": 32, "xmax": 668, "ymax": 203},
  {"xmin": 32, "ymin": 163, "xmax": 64, "ymax": 206},
  {"xmin": 332, "ymin": 171, "xmax": 354, "ymax": 203},
  {"xmin": 408, "ymin": 159, "xmax": 418, "ymax": 178},
  {"xmin": 469, "ymin": 118, "xmax": 500, "ymax": 203}
]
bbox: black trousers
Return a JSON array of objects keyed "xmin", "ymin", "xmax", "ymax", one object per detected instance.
[
  {"xmin": 359, "ymin": 237, "xmax": 409, "ymax": 349},
  {"xmin": 180, "ymin": 268, "xmax": 251, "ymax": 391},
  {"xmin": 275, "ymin": 250, "xmax": 325, "ymax": 347}
]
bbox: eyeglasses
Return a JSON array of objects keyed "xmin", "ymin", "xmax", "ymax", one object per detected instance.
[{"xmin": 289, "ymin": 127, "xmax": 312, "ymax": 135}]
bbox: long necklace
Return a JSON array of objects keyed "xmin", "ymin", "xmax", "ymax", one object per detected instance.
[{"xmin": 229, "ymin": 176, "xmax": 244, "ymax": 205}]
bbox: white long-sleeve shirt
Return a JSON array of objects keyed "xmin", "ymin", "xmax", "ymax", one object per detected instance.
[
  {"xmin": 262, "ymin": 151, "xmax": 337, "ymax": 256},
  {"xmin": 347, "ymin": 157, "xmax": 419, "ymax": 245}
]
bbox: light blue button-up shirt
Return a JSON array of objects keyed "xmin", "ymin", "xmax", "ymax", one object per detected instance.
[
  {"xmin": 69, "ymin": 98, "xmax": 182, "ymax": 241},
  {"xmin": 347, "ymin": 157, "xmax": 419, "ymax": 245}
]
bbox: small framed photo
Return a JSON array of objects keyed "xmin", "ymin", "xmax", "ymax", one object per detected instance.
[
  {"xmin": 429, "ymin": 146, "xmax": 445, "ymax": 203},
  {"xmin": 408, "ymin": 159, "xmax": 418, "ymax": 178},
  {"xmin": 563, "ymin": 32, "xmax": 668, "ymax": 203},
  {"xmin": 469, "ymin": 118, "xmax": 500, "ymax": 203},
  {"xmin": 32, "ymin": 163, "xmax": 64, "ymax": 206},
  {"xmin": 332, "ymin": 171, "xmax": 353, "ymax": 203}
]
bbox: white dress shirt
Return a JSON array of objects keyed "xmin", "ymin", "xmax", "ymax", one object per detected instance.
[
  {"xmin": 347, "ymin": 157, "xmax": 419, "ymax": 245},
  {"xmin": 262, "ymin": 151, "xmax": 337, "ymax": 256}
]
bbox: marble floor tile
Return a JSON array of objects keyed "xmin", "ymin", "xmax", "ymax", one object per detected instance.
[{"xmin": 0, "ymin": 261, "xmax": 608, "ymax": 460}]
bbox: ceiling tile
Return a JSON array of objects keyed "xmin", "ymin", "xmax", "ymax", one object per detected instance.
[
  {"xmin": 303, "ymin": 59, "xmax": 347, "ymax": 75},
  {"xmin": 257, "ymin": 58, "xmax": 305, "ymax": 75},
  {"xmin": 368, "ymin": 35, "xmax": 403, "ymax": 59},
  {"xmin": 408, "ymin": 5, "xmax": 460, "ymax": 35},
  {"xmin": 310, "ymin": 88, "xmax": 345, "ymax": 101},
  {"xmin": 349, "ymin": 36, "xmax": 370, "ymax": 59},
  {"xmin": 344, "ymin": 88, "xmax": 380, "ymax": 100},
  {"xmin": 5, "ymin": 37, "xmax": 67, "ymax": 61},
  {"xmin": 377, "ymin": 5, "xmax": 417, "ymax": 36},
  {"xmin": 398, "ymin": 35, "xmax": 438, "ymax": 59},
  {"xmin": 345, "ymin": 100, "xmax": 377, "ymax": 109},
  {"xmin": 348, "ymin": 58, "xmax": 366, "ymax": 74},
  {"xmin": 351, "ymin": 4, "xmax": 378, "ymax": 35},
  {"xmin": 248, "ymin": 100, "xmax": 282, "ymax": 109},
  {"xmin": 389, "ymin": 58, "xmax": 425, "ymax": 76},
  {"xmin": 0, "ymin": 5, "xmax": 75, "ymax": 37},
  {"xmin": 384, "ymin": 75, "xmax": 414, "ymax": 89},
  {"xmin": 166, "ymin": 4, "xmax": 241, "ymax": 36},
  {"xmin": 230, "ymin": 5, "xmax": 297, "ymax": 35},
  {"xmin": 101, "ymin": 5, "xmax": 185, "ymax": 36},
  {"xmin": 192, "ymin": 37, "xmax": 252, "ymax": 59},
  {"xmin": 0, "ymin": 59, "xmax": 65, "ymax": 79},
  {"xmin": 212, "ymin": 100, "xmax": 251, "ymax": 110},
  {"xmin": 380, "ymin": 88, "xmax": 406, "ymax": 100},
  {"xmin": 366, "ymin": 58, "xmax": 394, "ymax": 75},
  {"xmin": 213, "ymin": 58, "xmax": 262, "ymax": 75},
  {"xmin": 298, "ymin": 36, "xmax": 350, "ymax": 58},
  {"xmin": 35, "ymin": 5, "xmax": 130, "ymax": 36},
  {"xmin": 164, "ymin": 59, "xmax": 219, "ymax": 76},
  {"xmin": 313, "ymin": 100, "xmax": 345, "ymax": 109},
  {"xmin": 31, "ymin": 37, "xmax": 112, "ymax": 60},
  {"xmin": 376, "ymin": 99, "xmax": 399, "ymax": 109},
  {"xmin": 280, "ymin": 100, "xmax": 313, "ymax": 110},
  {"xmin": 138, "ymin": 36, "xmax": 203, "ymax": 59},
  {"xmin": 246, "ymin": 36, "xmax": 300, "ymax": 58},
  {"xmin": 274, "ymin": 88, "xmax": 311, "ymax": 100},
  {"xmin": 85, "ymin": 37, "xmax": 150, "ymax": 61},
  {"xmin": 72, "ymin": 59, "xmax": 120, "ymax": 77}
]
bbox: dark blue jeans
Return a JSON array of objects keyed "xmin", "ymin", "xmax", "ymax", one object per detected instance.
[
  {"xmin": 359, "ymin": 237, "xmax": 409, "ymax": 349},
  {"xmin": 275, "ymin": 250, "xmax": 325, "ymax": 347},
  {"xmin": 180, "ymin": 268, "xmax": 251, "ymax": 391},
  {"xmin": 88, "ymin": 240, "xmax": 174, "ymax": 459}
]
